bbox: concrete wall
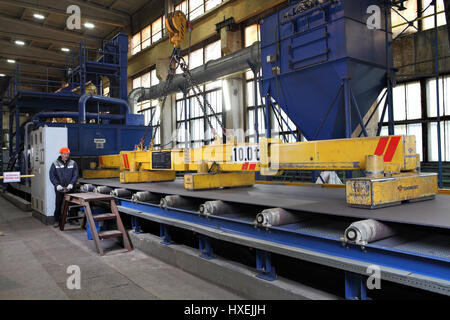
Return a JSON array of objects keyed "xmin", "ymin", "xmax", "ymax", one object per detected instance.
[{"xmin": 393, "ymin": 25, "xmax": 450, "ymax": 82}]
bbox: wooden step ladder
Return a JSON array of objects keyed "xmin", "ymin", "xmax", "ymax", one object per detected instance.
[{"xmin": 60, "ymin": 192, "xmax": 133, "ymax": 256}]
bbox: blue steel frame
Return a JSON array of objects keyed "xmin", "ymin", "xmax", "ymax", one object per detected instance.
[
  {"xmin": 363, "ymin": 1, "xmax": 444, "ymax": 186},
  {"xmin": 345, "ymin": 271, "xmax": 369, "ymax": 300},
  {"xmin": 258, "ymin": 0, "xmax": 443, "ymax": 186},
  {"xmin": 2, "ymin": 33, "xmax": 147, "ymax": 174},
  {"xmin": 117, "ymin": 198, "xmax": 450, "ymax": 299}
]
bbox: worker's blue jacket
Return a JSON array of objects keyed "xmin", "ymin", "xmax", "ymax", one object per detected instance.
[{"xmin": 49, "ymin": 156, "xmax": 78, "ymax": 188}]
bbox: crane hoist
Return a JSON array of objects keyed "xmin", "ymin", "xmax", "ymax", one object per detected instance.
[
  {"xmin": 138, "ymin": 11, "xmax": 225, "ymax": 152},
  {"xmin": 86, "ymin": 10, "xmax": 438, "ymax": 210},
  {"xmin": 166, "ymin": 11, "xmax": 187, "ymax": 48}
]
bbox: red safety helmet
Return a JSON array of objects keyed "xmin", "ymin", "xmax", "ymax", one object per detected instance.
[{"xmin": 60, "ymin": 147, "xmax": 70, "ymax": 154}]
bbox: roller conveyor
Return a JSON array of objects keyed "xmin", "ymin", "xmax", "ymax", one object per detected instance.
[
  {"xmin": 78, "ymin": 178, "xmax": 450, "ymax": 297},
  {"xmin": 79, "ymin": 178, "xmax": 450, "ymax": 230}
]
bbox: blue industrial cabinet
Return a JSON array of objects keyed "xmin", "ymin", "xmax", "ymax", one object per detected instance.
[{"xmin": 261, "ymin": 0, "xmax": 390, "ymax": 140}]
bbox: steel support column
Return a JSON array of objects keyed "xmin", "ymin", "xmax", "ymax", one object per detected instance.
[
  {"xmin": 265, "ymin": 94, "xmax": 271, "ymax": 139},
  {"xmin": 199, "ymin": 234, "xmax": 214, "ymax": 260},
  {"xmin": 160, "ymin": 224, "xmax": 173, "ymax": 245},
  {"xmin": 385, "ymin": 1, "xmax": 395, "ymax": 135},
  {"xmin": 255, "ymin": 249, "xmax": 276, "ymax": 281},
  {"xmin": 131, "ymin": 216, "xmax": 142, "ymax": 234},
  {"xmin": 343, "ymin": 78, "xmax": 352, "ymax": 139},
  {"xmin": 343, "ymin": 78, "xmax": 353, "ymax": 179},
  {"xmin": 433, "ymin": 0, "xmax": 443, "ymax": 188},
  {"xmin": 345, "ymin": 271, "xmax": 369, "ymax": 300}
]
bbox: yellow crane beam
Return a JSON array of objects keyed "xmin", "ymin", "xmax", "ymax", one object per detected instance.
[{"xmin": 93, "ymin": 135, "xmax": 438, "ymax": 209}]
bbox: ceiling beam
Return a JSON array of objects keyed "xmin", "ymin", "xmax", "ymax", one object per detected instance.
[
  {"xmin": 0, "ymin": 51, "xmax": 68, "ymax": 65},
  {"xmin": 107, "ymin": 0, "xmax": 119, "ymax": 9},
  {"xmin": 19, "ymin": 8, "xmax": 27, "ymax": 20},
  {"xmin": 0, "ymin": 30, "xmax": 99, "ymax": 50},
  {"xmin": 0, "ymin": 65, "xmax": 65, "ymax": 78},
  {"xmin": 0, "ymin": 0, "xmax": 128, "ymax": 27},
  {"xmin": 0, "ymin": 38, "xmax": 70, "ymax": 64},
  {"xmin": 0, "ymin": 13, "xmax": 103, "ymax": 48},
  {"xmin": 62, "ymin": 0, "xmax": 130, "ymax": 20}
]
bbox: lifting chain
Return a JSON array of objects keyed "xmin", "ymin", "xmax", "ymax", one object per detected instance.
[
  {"xmin": 179, "ymin": 57, "xmax": 226, "ymax": 138},
  {"xmin": 140, "ymin": 47, "xmax": 226, "ymax": 150}
]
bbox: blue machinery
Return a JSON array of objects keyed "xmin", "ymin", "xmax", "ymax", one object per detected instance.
[
  {"xmin": 1, "ymin": 0, "xmax": 447, "ymax": 298},
  {"xmin": 87, "ymin": 0, "xmax": 449, "ymax": 299},
  {"xmin": 76, "ymin": 178, "xmax": 450, "ymax": 299},
  {"xmin": 261, "ymin": 0, "xmax": 389, "ymax": 141},
  {"xmin": 258, "ymin": 0, "xmax": 445, "ymax": 186},
  {"xmin": 3, "ymin": 33, "xmax": 148, "ymax": 174},
  {"xmin": 118, "ymin": 198, "xmax": 450, "ymax": 298}
]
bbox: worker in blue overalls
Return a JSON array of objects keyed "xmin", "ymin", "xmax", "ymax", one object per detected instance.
[{"xmin": 49, "ymin": 147, "xmax": 79, "ymax": 228}]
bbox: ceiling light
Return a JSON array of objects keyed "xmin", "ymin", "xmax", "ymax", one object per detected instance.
[
  {"xmin": 0, "ymin": 74, "xmax": 6, "ymax": 77},
  {"xmin": 15, "ymin": 40, "xmax": 25, "ymax": 46},
  {"xmin": 61, "ymin": 48, "xmax": 70, "ymax": 52},
  {"xmin": 7, "ymin": 59, "xmax": 16, "ymax": 64},
  {"xmin": 84, "ymin": 22, "xmax": 95, "ymax": 29},
  {"xmin": 33, "ymin": 13, "xmax": 45, "ymax": 20}
]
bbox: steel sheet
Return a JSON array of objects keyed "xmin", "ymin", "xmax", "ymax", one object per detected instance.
[{"xmin": 79, "ymin": 178, "xmax": 450, "ymax": 230}]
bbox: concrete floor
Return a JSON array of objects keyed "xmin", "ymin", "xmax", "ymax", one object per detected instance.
[{"xmin": 0, "ymin": 196, "xmax": 244, "ymax": 300}]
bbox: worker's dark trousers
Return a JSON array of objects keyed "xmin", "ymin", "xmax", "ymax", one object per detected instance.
[
  {"xmin": 54, "ymin": 191, "xmax": 75, "ymax": 223},
  {"xmin": 54, "ymin": 191, "xmax": 65, "ymax": 223}
]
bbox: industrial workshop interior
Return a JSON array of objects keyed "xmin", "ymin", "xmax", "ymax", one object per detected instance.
[{"xmin": 0, "ymin": 0, "xmax": 449, "ymax": 304}]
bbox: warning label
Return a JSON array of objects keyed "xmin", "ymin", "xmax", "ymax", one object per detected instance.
[{"xmin": 3, "ymin": 172, "xmax": 21, "ymax": 183}]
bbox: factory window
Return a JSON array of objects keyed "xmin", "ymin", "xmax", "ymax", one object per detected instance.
[
  {"xmin": 152, "ymin": 17, "xmax": 163, "ymax": 43},
  {"xmin": 189, "ymin": 0, "xmax": 204, "ymax": 20},
  {"xmin": 391, "ymin": 0, "xmax": 419, "ymax": 37},
  {"xmin": 175, "ymin": 40, "xmax": 223, "ymax": 148},
  {"xmin": 427, "ymin": 122, "xmax": 450, "ymax": 161},
  {"xmin": 391, "ymin": 0, "xmax": 446, "ymax": 37},
  {"xmin": 205, "ymin": 40, "xmax": 221, "ymax": 62},
  {"xmin": 245, "ymin": 24, "xmax": 262, "ymax": 142},
  {"xmin": 245, "ymin": 71, "xmax": 299, "ymax": 143},
  {"xmin": 426, "ymin": 75, "xmax": 450, "ymax": 161},
  {"xmin": 133, "ymin": 70, "xmax": 161, "ymax": 147},
  {"xmin": 394, "ymin": 81, "xmax": 422, "ymax": 120},
  {"xmin": 131, "ymin": 32, "xmax": 141, "ymax": 55},
  {"xmin": 379, "ymin": 81, "xmax": 424, "ymax": 160},
  {"xmin": 176, "ymin": 83, "xmax": 223, "ymax": 148},
  {"xmin": 426, "ymin": 75, "xmax": 450, "ymax": 118},
  {"xmin": 175, "ymin": 0, "xmax": 222, "ymax": 21},
  {"xmin": 245, "ymin": 24, "xmax": 259, "ymax": 47},
  {"xmin": 131, "ymin": 16, "xmax": 165, "ymax": 56},
  {"xmin": 421, "ymin": 0, "xmax": 446, "ymax": 30},
  {"xmin": 189, "ymin": 48, "xmax": 204, "ymax": 69},
  {"xmin": 205, "ymin": 0, "xmax": 221, "ymax": 11},
  {"xmin": 379, "ymin": 81, "xmax": 422, "ymax": 122},
  {"xmin": 175, "ymin": 0, "xmax": 187, "ymax": 15},
  {"xmin": 378, "ymin": 76, "xmax": 450, "ymax": 162}
]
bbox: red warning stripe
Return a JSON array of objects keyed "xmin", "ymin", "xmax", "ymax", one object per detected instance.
[
  {"xmin": 122, "ymin": 154, "xmax": 130, "ymax": 169},
  {"xmin": 374, "ymin": 137, "xmax": 389, "ymax": 156},
  {"xmin": 241, "ymin": 163, "xmax": 257, "ymax": 171},
  {"xmin": 384, "ymin": 136, "xmax": 401, "ymax": 162}
]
